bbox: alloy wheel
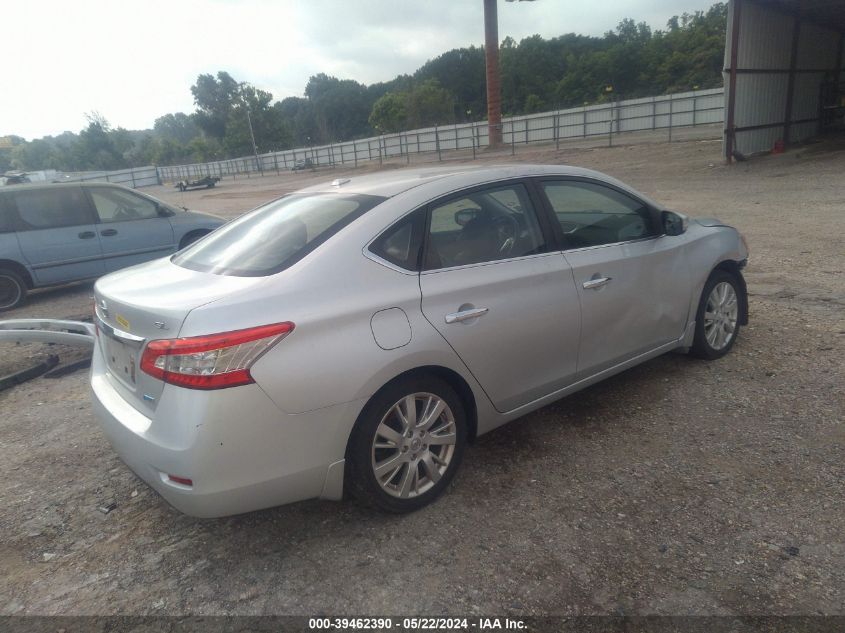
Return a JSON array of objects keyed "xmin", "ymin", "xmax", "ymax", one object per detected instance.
[
  {"xmin": 704, "ymin": 281, "xmax": 738, "ymax": 351},
  {"xmin": 370, "ymin": 392, "xmax": 457, "ymax": 499}
]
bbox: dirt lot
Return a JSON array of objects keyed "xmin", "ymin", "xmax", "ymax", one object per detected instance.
[{"xmin": 1, "ymin": 136, "xmax": 843, "ymax": 616}]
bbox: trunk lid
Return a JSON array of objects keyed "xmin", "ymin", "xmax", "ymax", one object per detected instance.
[{"xmin": 94, "ymin": 257, "xmax": 266, "ymax": 417}]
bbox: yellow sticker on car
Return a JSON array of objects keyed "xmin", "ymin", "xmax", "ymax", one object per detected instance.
[{"xmin": 116, "ymin": 314, "xmax": 131, "ymax": 330}]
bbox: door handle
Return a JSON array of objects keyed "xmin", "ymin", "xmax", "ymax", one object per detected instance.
[
  {"xmin": 100, "ymin": 229, "xmax": 118, "ymax": 237},
  {"xmin": 78, "ymin": 231, "xmax": 95, "ymax": 239},
  {"xmin": 445, "ymin": 307, "xmax": 489, "ymax": 324},
  {"xmin": 582, "ymin": 276, "xmax": 612, "ymax": 290}
]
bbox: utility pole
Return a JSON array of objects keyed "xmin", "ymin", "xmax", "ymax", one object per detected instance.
[
  {"xmin": 484, "ymin": 0, "xmax": 503, "ymax": 147},
  {"xmin": 245, "ymin": 107, "xmax": 262, "ymax": 174}
]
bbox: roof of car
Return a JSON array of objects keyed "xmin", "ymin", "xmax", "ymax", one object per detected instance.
[
  {"xmin": 0, "ymin": 181, "xmax": 128, "ymax": 193},
  {"xmin": 298, "ymin": 164, "xmax": 628, "ymax": 198}
]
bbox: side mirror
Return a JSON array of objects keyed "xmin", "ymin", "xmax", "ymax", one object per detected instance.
[
  {"xmin": 662, "ymin": 210, "xmax": 688, "ymax": 236},
  {"xmin": 454, "ymin": 209, "xmax": 479, "ymax": 227},
  {"xmin": 156, "ymin": 204, "xmax": 175, "ymax": 218}
]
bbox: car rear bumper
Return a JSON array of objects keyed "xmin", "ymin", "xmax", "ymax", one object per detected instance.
[{"xmin": 90, "ymin": 350, "xmax": 363, "ymax": 518}]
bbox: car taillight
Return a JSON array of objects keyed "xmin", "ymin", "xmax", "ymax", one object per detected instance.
[{"xmin": 140, "ymin": 322, "xmax": 294, "ymax": 390}]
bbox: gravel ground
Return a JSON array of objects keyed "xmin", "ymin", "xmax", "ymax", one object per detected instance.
[{"xmin": 0, "ymin": 135, "xmax": 843, "ymax": 616}]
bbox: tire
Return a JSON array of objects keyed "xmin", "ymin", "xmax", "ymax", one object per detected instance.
[
  {"xmin": 690, "ymin": 269, "xmax": 743, "ymax": 360},
  {"xmin": 0, "ymin": 268, "xmax": 27, "ymax": 311},
  {"xmin": 346, "ymin": 375, "xmax": 467, "ymax": 513}
]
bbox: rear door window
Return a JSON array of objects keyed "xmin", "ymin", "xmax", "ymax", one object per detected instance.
[
  {"xmin": 12, "ymin": 187, "xmax": 94, "ymax": 230},
  {"xmin": 173, "ymin": 193, "xmax": 385, "ymax": 276},
  {"xmin": 424, "ymin": 183, "xmax": 546, "ymax": 269}
]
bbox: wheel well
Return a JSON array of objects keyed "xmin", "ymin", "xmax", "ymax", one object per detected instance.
[
  {"xmin": 713, "ymin": 260, "xmax": 749, "ymax": 325},
  {"xmin": 179, "ymin": 229, "xmax": 210, "ymax": 249},
  {"xmin": 366, "ymin": 366, "xmax": 479, "ymax": 443},
  {"xmin": 0, "ymin": 260, "xmax": 34, "ymax": 289}
]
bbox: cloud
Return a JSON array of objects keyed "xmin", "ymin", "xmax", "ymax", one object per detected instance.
[{"xmin": 0, "ymin": 0, "xmax": 717, "ymax": 140}]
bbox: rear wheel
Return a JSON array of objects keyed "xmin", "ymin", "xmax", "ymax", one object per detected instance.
[
  {"xmin": 346, "ymin": 376, "xmax": 466, "ymax": 513},
  {"xmin": 0, "ymin": 268, "xmax": 27, "ymax": 311},
  {"xmin": 691, "ymin": 270, "xmax": 742, "ymax": 360}
]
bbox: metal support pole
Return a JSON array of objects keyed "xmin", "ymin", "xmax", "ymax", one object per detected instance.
[
  {"xmin": 583, "ymin": 107, "xmax": 587, "ymax": 138},
  {"xmin": 692, "ymin": 92, "xmax": 697, "ymax": 127},
  {"xmin": 668, "ymin": 94, "xmax": 674, "ymax": 142},
  {"xmin": 725, "ymin": 0, "xmax": 742, "ymax": 162},
  {"xmin": 245, "ymin": 107, "xmax": 262, "ymax": 175},
  {"xmin": 436, "ymin": 126, "xmax": 441, "ymax": 162},
  {"xmin": 472, "ymin": 124, "xmax": 477, "ymax": 160},
  {"xmin": 608, "ymin": 104, "xmax": 613, "ymax": 147},
  {"xmin": 783, "ymin": 16, "xmax": 802, "ymax": 145},
  {"xmin": 652, "ymin": 96, "xmax": 657, "ymax": 130},
  {"xmin": 555, "ymin": 113, "xmax": 560, "ymax": 151},
  {"xmin": 510, "ymin": 120, "xmax": 515, "ymax": 156},
  {"xmin": 405, "ymin": 135, "xmax": 410, "ymax": 164}
]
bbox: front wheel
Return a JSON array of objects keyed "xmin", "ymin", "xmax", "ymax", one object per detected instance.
[
  {"xmin": 346, "ymin": 376, "xmax": 466, "ymax": 513},
  {"xmin": 0, "ymin": 268, "xmax": 27, "ymax": 311},
  {"xmin": 691, "ymin": 270, "xmax": 743, "ymax": 360}
]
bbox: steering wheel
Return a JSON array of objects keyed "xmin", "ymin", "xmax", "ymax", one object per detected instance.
[{"xmin": 492, "ymin": 214, "xmax": 520, "ymax": 256}]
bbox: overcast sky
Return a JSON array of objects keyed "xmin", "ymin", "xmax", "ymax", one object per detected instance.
[{"xmin": 1, "ymin": 0, "xmax": 715, "ymax": 140}]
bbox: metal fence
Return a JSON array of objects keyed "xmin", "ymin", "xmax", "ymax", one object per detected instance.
[
  {"xmin": 61, "ymin": 166, "xmax": 160, "ymax": 188},
  {"xmin": 158, "ymin": 88, "xmax": 724, "ymax": 182}
]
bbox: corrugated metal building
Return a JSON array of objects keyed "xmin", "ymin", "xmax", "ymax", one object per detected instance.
[{"xmin": 723, "ymin": 0, "xmax": 845, "ymax": 159}]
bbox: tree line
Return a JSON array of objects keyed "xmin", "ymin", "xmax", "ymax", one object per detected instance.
[{"xmin": 2, "ymin": 3, "xmax": 726, "ymax": 173}]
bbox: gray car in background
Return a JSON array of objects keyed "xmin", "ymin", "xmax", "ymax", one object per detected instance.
[
  {"xmin": 91, "ymin": 165, "xmax": 749, "ymax": 517},
  {"xmin": 0, "ymin": 182, "xmax": 225, "ymax": 310}
]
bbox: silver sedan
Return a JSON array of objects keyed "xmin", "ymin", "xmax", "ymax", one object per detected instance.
[{"xmin": 90, "ymin": 165, "xmax": 749, "ymax": 516}]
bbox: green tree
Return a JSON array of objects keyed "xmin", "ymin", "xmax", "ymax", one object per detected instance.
[
  {"xmin": 368, "ymin": 92, "xmax": 407, "ymax": 133},
  {"xmin": 524, "ymin": 94, "xmax": 545, "ymax": 113},
  {"xmin": 414, "ymin": 46, "xmax": 486, "ymax": 121},
  {"xmin": 406, "ymin": 79, "xmax": 456, "ymax": 128},
  {"xmin": 305, "ymin": 74, "xmax": 372, "ymax": 142},
  {"xmin": 190, "ymin": 71, "xmax": 240, "ymax": 140},
  {"xmin": 73, "ymin": 114, "xmax": 126, "ymax": 170},
  {"xmin": 154, "ymin": 113, "xmax": 200, "ymax": 145}
]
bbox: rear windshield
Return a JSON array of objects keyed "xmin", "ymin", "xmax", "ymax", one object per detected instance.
[{"xmin": 172, "ymin": 193, "xmax": 385, "ymax": 276}]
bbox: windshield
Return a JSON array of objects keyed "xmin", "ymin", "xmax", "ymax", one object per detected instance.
[{"xmin": 172, "ymin": 192, "xmax": 385, "ymax": 276}]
